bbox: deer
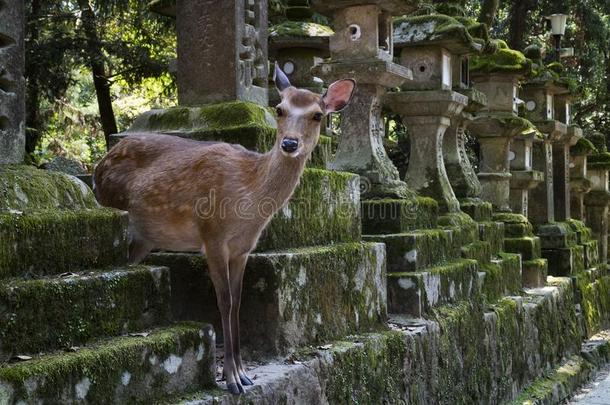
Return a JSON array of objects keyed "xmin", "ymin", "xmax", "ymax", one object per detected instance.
[{"xmin": 93, "ymin": 64, "xmax": 355, "ymax": 395}]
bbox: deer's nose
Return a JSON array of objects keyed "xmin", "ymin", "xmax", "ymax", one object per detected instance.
[{"xmin": 281, "ymin": 138, "xmax": 299, "ymax": 153}]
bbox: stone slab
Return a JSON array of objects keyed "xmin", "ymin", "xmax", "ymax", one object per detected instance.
[
  {"xmin": 505, "ymin": 236, "xmax": 542, "ymax": 260},
  {"xmin": 0, "ymin": 266, "xmax": 171, "ymax": 360},
  {"xmin": 478, "ymin": 221, "xmax": 505, "ymax": 256},
  {"xmin": 387, "ymin": 259, "xmax": 479, "ymax": 317},
  {"xmin": 361, "ymin": 197, "xmax": 438, "ymax": 234},
  {"xmin": 460, "ymin": 198, "xmax": 493, "ymax": 222},
  {"xmin": 146, "ymin": 242, "xmax": 387, "ymax": 357},
  {"xmin": 0, "ymin": 323, "xmax": 215, "ymax": 404},
  {"xmin": 543, "ymin": 245, "xmax": 585, "ymax": 276},
  {"xmin": 0, "ymin": 208, "xmax": 129, "ymax": 278},
  {"xmin": 363, "ymin": 229, "xmax": 458, "ymax": 273}
]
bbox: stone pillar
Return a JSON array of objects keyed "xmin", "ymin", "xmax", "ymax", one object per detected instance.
[
  {"xmin": 442, "ymin": 89, "xmax": 486, "ymax": 201},
  {"xmin": 570, "ymin": 139, "xmax": 595, "ymax": 221},
  {"xmin": 312, "ymin": 1, "xmax": 416, "ymax": 198},
  {"xmin": 176, "ymin": 0, "xmax": 268, "ymax": 106},
  {"xmin": 552, "ymin": 126, "xmax": 582, "ymax": 221},
  {"xmin": 0, "ymin": 0, "xmax": 25, "ymax": 164},
  {"xmin": 509, "ymin": 132, "xmax": 544, "ymax": 216}
]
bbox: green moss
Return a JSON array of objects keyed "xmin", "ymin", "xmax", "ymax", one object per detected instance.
[
  {"xmin": 504, "ymin": 237, "xmax": 542, "ymax": 260},
  {"xmin": 257, "ymin": 168, "xmax": 361, "ymax": 251},
  {"xmin": 575, "ymin": 274, "xmax": 610, "ymax": 337},
  {"xmin": 586, "ymin": 131, "xmax": 607, "ymax": 152},
  {"xmin": 0, "ymin": 165, "xmax": 98, "ymax": 212},
  {"xmin": 361, "ymin": 197, "xmax": 438, "ymax": 234},
  {"xmin": 571, "ymin": 137, "xmax": 597, "ymax": 155},
  {"xmin": 471, "ymin": 40, "xmax": 531, "ymax": 74},
  {"xmin": 269, "ymin": 21, "xmax": 333, "ymax": 37},
  {"xmin": 587, "ymin": 152, "xmax": 610, "ymax": 170},
  {"xmin": 0, "ymin": 323, "xmax": 214, "ymax": 403},
  {"xmin": 0, "ymin": 266, "xmax": 171, "ymax": 359},
  {"xmin": 0, "ymin": 208, "xmax": 128, "ymax": 278}
]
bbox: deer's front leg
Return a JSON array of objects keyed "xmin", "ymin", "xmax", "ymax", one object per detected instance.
[
  {"xmin": 229, "ymin": 253, "xmax": 252, "ymax": 386},
  {"xmin": 205, "ymin": 244, "xmax": 244, "ymax": 395}
]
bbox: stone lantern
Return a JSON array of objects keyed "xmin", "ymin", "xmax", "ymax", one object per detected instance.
[
  {"xmin": 311, "ymin": 0, "xmax": 418, "ymax": 199},
  {"xmin": 268, "ymin": 7, "xmax": 333, "ymax": 106},
  {"xmin": 383, "ymin": 15, "xmax": 476, "ymax": 212},
  {"xmin": 509, "ymin": 128, "xmax": 544, "ymax": 216},
  {"xmin": 468, "ymin": 41, "xmax": 531, "ymax": 212},
  {"xmin": 585, "ymin": 135, "xmax": 610, "ymax": 265},
  {"xmin": 570, "ymin": 138, "xmax": 596, "ymax": 221}
]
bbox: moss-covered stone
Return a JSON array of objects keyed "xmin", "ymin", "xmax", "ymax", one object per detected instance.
[
  {"xmin": 269, "ymin": 21, "xmax": 333, "ymax": 37},
  {"xmin": 460, "ymin": 198, "xmax": 493, "ymax": 222},
  {"xmin": 522, "ymin": 258, "xmax": 548, "ymax": 288},
  {"xmin": 146, "ymin": 242, "xmax": 387, "ymax": 357},
  {"xmin": 257, "ymin": 168, "xmax": 361, "ymax": 251},
  {"xmin": 0, "ymin": 323, "xmax": 215, "ymax": 404},
  {"xmin": 387, "ymin": 259, "xmax": 479, "ymax": 316},
  {"xmin": 505, "ymin": 236, "xmax": 542, "ymax": 260},
  {"xmin": 0, "ymin": 266, "xmax": 171, "ymax": 360},
  {"xmin": 361, "ymin": 197, "xmax": 438, "ymax": 235},
  {"xmin": 542, "ymin": 246, "xmax": 585, "ymax": 276},
  {"xmin": 478, "ymin": 221, "xmax": 505, "ymax": 256},
  {"xmin": 0, "ymin": 165, "xmax": 98, "ymax": 212},
  {"xmin": 480, "ymin": 253, "xmax": 522, "ymax": 301},
  {"xmin": 587, "ymin": 151, "xmax": 610, "ymax": 170},
  {"xmin": 461, "ymin": 240, "xmax": 492, "ymax": 264},
  {"xmin": 571, "ymin": 137, "xmax": 597, "ymax": 156},
  {"xmin": 535, "ymin": 222, "xmax": 578, "ymax": 249},
  {"xmin": 575, "ymin": 274, "xmax": 610, "ymax": 337},
  {"xmin": 0, "ymin": 208, "xmax": 129, "ymax": 278},
  {"xmin": 393, "ymin": 14, "xmax": 480, "ymax": 52},
  {"xmin": 471, "ymin": 39, "xmax": 531, "ymax": 74},
  {"xmin": 364, "ymin": 229, "xmax": 458, "ymax": 273}
]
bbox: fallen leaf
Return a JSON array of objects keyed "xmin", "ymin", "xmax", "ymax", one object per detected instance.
[
  {"xmin": 318, "ymin": 344, "xmax": 332, "ymax": 350},
  {"xmin": 128, "ymin": 332, "xmax": 150, "ymax": 338}
]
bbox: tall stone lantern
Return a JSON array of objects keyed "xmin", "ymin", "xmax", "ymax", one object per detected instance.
[
  {"xmin": 468, "ymin": 40, "xmax": 532, "ymax": 213},
  {"xmin": 570, "ymin": 138, "xmax": 596, "ymax": 221},
  {"xmin": 509, "ymin": 129, "xmax": 545, "ymax": 216},
  {"xmin": 383, "ymin": 15, "xmax": 475, "ymax": 213},
  {"xmin": 311, "ymin": 0, "xmax": 418, "ymax": 199},
  {"xmin": 585, "ymin": 133, "xmax": 610, "ymax": 265}
]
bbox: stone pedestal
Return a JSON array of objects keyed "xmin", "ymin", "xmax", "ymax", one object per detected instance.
[
  {"xmin": 384, "ymin": 90, "xmax": 467, "ymax": 212},
  {"xmin": 509, "ymin": 132, "xmax": 544, "ymax": 216},
  {"xmin": 0, "ymin": 0, "xmax": 25, "ymax": 164},
  {"xmin": 311, "ymin": 1, "xmax": 414, "ymax": 198},
  {"xmin": 175, "ymin": 0, "xmax": 268, "ymax": 106},
  {"xmin": 443, "ymin": 88, "xmax": 486, "ymax": 201}
]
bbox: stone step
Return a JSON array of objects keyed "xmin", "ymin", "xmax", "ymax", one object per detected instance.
[
  {"xmin": 511, "ymin": 331, "xmax": 610, "ymax": 404},
  {"xmin": 145, "ymin": 242, "xmax": 387, "ymax": 357},
  {"xmin": 478, "ymin": 221, "xmax": 505, "ymax": 256},
  {"xmin": 504, "ymin": 236, "xmax": 542, "ymax": 260},
  {"xmin": 461, "ymin": 240, "xmax": 492, "ymax": 264},
  {"xmin": 256, "ymin": 168, "xmax": 361, "ymax": 251},
  {"xmin": 363, "ymin": 229, "xmax": 459, "ymax": 273},
  {"xmin": 522, "ymin": 258, "xmax": 548, "ymax": 288},
  {"xmin": 480, "ymin": 253, "xmax": 522, "ymax": 300},
  {"xmin": 164, "ymin": 278, "xmax": 581, "ymax": 404},
  {"xmin": 0, "ymin": 208, "xmax": 129, "ymax": 278},
  {"xmin": 387, "ymin": 259, "xmax": 480, "ymax": 317},
  {"xmin": 0, "ymin": 265, "xmax": 171, "ymax": 361},
  {"xmin": 543, "ymin": 245, "xmax": 585, "ymax": 276},
  {"xmin": 460, "ymin": 198, "xmax": 493, "ymax": 222},
  {"xmin": 0, "ymin": 323, "xmax": 215, "ymax": 404},
  {"xmin": 361, "ymin": 197, "xmax": 438, "ymax": 235}
]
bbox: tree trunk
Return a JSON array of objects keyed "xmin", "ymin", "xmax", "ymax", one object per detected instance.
[
  {"xmin": 78, "ymin": 0, "xmax": 117, "ymax": 149},
  {"xmin": 478, "ymin": 0, "xmax": 499, "ymax": 28},
  {"xmin": 507, "ymin": 0, "xmax": 535, "ymax": 50},
  {"xmin": 25, "ymin": 0, "xmax": 42, "ymax": 155}
]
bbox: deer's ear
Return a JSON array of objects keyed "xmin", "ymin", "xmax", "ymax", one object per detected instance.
[
  {"xmin": 323, "ymin": 79, "xmax": 356, "ymax": 113},
  {"xmin": 274, "ymin": 62, "xmax": 291, "ymax": 93}
]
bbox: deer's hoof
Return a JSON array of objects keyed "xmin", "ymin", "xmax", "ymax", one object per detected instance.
[
  {"xmin": 240, "ymin": 375, "xmax": 254, "ymax": 386},
  {"xmin": 227, "ymin": 383, "xmax": 243, "ymax": 395}
]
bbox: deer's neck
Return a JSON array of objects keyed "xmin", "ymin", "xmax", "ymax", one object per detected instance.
[{"xmin": 255, "ymin": 146, "xmax": 307, "ymax": 209}]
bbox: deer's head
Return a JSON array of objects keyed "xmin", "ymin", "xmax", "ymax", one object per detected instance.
[{"xmin": 273, "ymin": 63, "xmax": 355, "ymax": 159}]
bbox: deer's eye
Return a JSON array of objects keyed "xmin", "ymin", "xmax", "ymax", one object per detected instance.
[
  {"xmin": 313, "ymin": 112, "xmax": 323, "ymax": 122},
  {"xmin": 276, "ymin": 107, "xmax": 284, "ymax": 117}
]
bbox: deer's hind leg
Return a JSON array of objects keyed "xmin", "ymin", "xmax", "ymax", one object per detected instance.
[
  {"xmin": 204, "ymin": 242, "xmax": 244, "ymax": 395},
  {"xmin": 229, "ymin": 252, "xmax": 252, "ymax": 386}
]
